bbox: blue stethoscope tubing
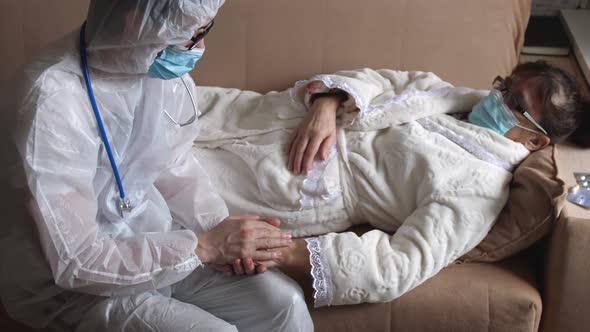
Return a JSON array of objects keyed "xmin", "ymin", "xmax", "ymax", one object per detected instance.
[{"xmin": 79, "ymin": 22, "xmax": 131, "ymax": 215}]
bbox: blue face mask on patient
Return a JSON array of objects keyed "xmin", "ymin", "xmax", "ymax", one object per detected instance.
[
  {"xmin": 468, "ymin": 89, "xmax": 519, "ymax": 135},
  {"xmin": 148, "ymin": 45, "xmax": 204, "ymax": 80}
]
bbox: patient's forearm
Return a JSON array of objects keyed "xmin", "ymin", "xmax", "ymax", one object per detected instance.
[{"xmin": 277, "ymin": 239, "xmax": 313, "ymax": 281}]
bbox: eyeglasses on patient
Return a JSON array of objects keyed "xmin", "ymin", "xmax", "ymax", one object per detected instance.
[
  {"xmin": 187, "ymin": 19, "xmax": 215, "ymax": 50},
  {"xmin": 492, "ymin": 76, "xmax": 549, "ymax": 136}
]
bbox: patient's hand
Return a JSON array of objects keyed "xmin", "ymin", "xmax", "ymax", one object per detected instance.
[
  {"xmin": 207, "ymin": 260, "xmax": 267, "ymax": 276},
  {"xmin": 285, "ymin": 97, "xmax": 338, "ymax": 175}
]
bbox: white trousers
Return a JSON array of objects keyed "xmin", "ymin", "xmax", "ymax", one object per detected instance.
[{"xmin": 73, "ymin": 267, "xmax": 313, "ymax": 332}]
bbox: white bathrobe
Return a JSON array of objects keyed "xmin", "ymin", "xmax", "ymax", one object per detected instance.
[{"xmin": 194, "ymin": 68, "xmax": 530, "ymax": 307}]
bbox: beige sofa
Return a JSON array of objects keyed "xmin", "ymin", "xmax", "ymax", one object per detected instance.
[{"xmin": 1, "ymin": 1, "xmax": 589, "ymax": 331}]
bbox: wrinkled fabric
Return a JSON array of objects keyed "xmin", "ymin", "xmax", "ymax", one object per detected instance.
[
  {"xmin": 194, "ymin": 68, "xmax": 530, "ymax": 307},
  {"xmin": 84, "ymin": 0, "xmax": 223, "ymax": 75},
  {"xmin": 0, "ymin": 0, "xmax": 257, "ymax": 329},
  {"xmin": 73, "ymin": 268, "xmax": 311, "ymax": 332}
]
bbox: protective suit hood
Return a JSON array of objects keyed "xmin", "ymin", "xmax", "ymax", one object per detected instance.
[{"xmin": 84, "ymin": 0, "xmax": 224, "ymax": 75}]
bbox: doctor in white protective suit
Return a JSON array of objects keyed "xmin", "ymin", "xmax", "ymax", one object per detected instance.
[{"xmin": 0, "ymin": 0, "xmax": 313, "ymax": 331}]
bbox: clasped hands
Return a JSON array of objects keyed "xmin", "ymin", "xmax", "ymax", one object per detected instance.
[
  {"xmin": 196, "ymin": 214, "xmax": 291, "ymax": 274},
  {"xmin": 199, "ymin": 215, "xmax": 308, "ymax": 276}
]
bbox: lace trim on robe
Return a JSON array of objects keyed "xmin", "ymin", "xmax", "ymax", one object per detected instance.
[
  {"xmin": 299, "ymin": 146, "xmax": 341, "ymax": 210},
  {"xmin": 364, "ymin": 87, "xmax": 455, "ymax": 116},
  {"xmin": 305, "ymin": 237, "xmax": 333, "ymax": 307},
  {"xmin": 416, "ymin": 117, "xmax": 513, "ymax": 171}
]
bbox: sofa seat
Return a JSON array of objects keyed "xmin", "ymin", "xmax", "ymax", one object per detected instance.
[
  {"xmin": 310, "ymin": 248, "xmax": 541, "ymax": 332},
  {"xmin": 1, "ymin": 249, "xmax": 540, "ymax": 332},
  {"xmin": 1, "ymin": 243, "xmax": 541, "ymax": 332}
]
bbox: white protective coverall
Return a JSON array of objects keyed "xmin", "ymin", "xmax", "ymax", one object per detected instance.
[
  {"xmin": 193, "ymin": 68, "xmax": 531, "ymax": 307},
  {"xmin": 0, "ymin": 0, "xmax": 312, "ymax": 331}
]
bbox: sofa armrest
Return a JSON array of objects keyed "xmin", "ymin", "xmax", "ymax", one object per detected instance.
[
  {"xmin": 541, "ymin": 142, "xmax": 590, "ymax": 331},
  {"xmin": 541, "ymin": 208, "xmax": 590, "ymax": 332}
]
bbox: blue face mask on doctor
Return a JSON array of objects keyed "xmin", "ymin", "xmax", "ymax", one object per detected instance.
[
  {"xmin": 468, "ymin": 89, "xmax": 520, "ymax": 135},
  {"xmin": 148, "ymin": 45, "xmax": 205, "ymax": 80}
]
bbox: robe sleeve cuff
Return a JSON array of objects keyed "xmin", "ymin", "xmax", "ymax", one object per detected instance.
[
  {"xmin": 305, "ymin": 237, "xmax": 334, "ymax": 307},
  {"xmin": 292, "ymin": 77, "xmax": 361, "ymax": 117}
]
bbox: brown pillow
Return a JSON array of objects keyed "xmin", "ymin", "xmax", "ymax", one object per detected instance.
[{"xmin": 458, "ymin": 145, "xmax": 567, "ymax": 263}]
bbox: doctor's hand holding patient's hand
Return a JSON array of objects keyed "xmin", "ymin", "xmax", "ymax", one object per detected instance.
[
  {"xmin": 195, "ymin": 215, "xmax": 292, "ymax": 265},
  {"xmin": 215, "ymin": 238, "xmax": 312, "ymax": 280},
  {"xmin": 285, "ymin": 96, "xmax": 340, "ymax": 175}
]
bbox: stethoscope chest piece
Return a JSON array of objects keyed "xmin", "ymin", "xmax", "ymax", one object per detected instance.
[{"xmin": 118, "ymin": 197, "xmax": 133, "ymax": 218}]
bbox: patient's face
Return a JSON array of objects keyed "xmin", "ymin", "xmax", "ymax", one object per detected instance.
[{"xmin": 503, "ymin": 77, "xmax": 551, "ymax": 151}]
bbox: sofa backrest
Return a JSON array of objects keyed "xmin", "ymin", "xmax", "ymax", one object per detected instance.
[{"xmin": 1, "ymin": 0, "xmax": 530, "ymax": 92}]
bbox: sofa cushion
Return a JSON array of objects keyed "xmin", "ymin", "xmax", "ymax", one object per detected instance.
[
  {"xmin": 310, "ymin": 250, "xmax": 541, "ymax": 332},
  {"xmin": 459, "ymin": 145, "xmax": 567, "ymax": 263},
  {"xmin": 195, "ymin": 0, "xmax": 531, "ymax": 92}
]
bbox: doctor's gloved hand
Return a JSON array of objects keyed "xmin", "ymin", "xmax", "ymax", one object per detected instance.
[
  {"xmin": 195, "ymin": 215, "xmax": 292, "ymax": 265},
  {"xmin": 285, "ymin": 96, "xmax": 338, "ymax": 175}
]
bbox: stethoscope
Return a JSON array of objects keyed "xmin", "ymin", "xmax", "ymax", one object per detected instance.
[{"xmin": 79, "ymin": 22, "xmax": 198, "ymax": 217}]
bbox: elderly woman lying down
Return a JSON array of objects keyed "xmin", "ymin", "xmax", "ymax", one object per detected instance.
[{"xmin": 195, "ymin": 61, "xmax": 589, "ymax": 307}]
